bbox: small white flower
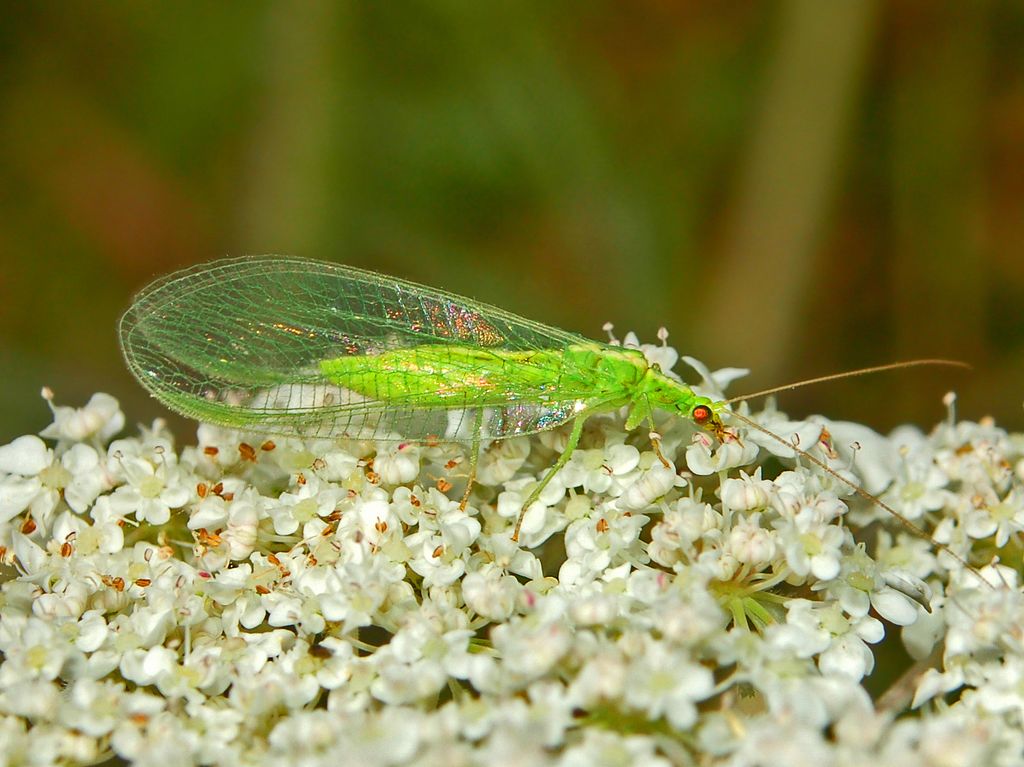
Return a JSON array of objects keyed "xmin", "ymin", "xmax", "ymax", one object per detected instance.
[
  {"xmin": 567, "ymin": 586, "xmax": 619, "ymax": 627},
  {"xmin": 720, "ymin": 468, "xmax": 773, "ymax": 512},
  {"xmin": 59, "ymin": 678, "xmax": 128, "ymax": 737},
  {"xmin": 32, "ymin": 562, "xmax": 91, "ymax": 619},
  {"xmin": 111, "ymin": 709, "xmax": 199, "ymax": 766},
  {"xmin": 0, "ymin": 439, "xmax": 108, "ymax": 531},
  {"xmin": 492, "ymin": 611, "xmax": 572, "ymax": 681},
  {"xmin": 766, "ymin": 602, "xmax": 832, "ymax": 659},
  {"xmin": 912, "ymin": 665, "xmax": 965, "ymax": 708},
  {"xmin": 883, "ymin": 453, "xmax": 949, "ymax": 521},
  {"xmin": 0, "ymin": 678, "xmax": 62, "ymax": 720},
  {"xmin": 474, "ymin": 530, "xmax": 543, "ymax": 580},
  {"xmin": 267, "ymin": 476, "xmax": 343, "ymax": 536},
  {"xmin": 412, "ymin": 543, "xmax": 466, "ymax": 588},
  {"xmin": 0, "ymin": 437, "xmax": 55, "ymax": 526},
  {"xmin": 569, "ymin": 648, "xmax": 628, "ymax": 707},
  {"xmin": 497, "ymin": 476, "xmax": 569, "ymax": 545},
  {"xmin": 773, "ymin": 486, "xmax": 850, "ymax": 581},
  {"xmin": 264, "ymin": 590, "xmax": 325, "ymax": 635},
  {"xmin": 562, "ymin": 506, "xmax": 647, "ymax": 584},
  {"xmin": 622, "ymin": 640, "xmax": 714, "ymax": 728},
  {"xmin": 316, "ymin": 553, "xmax": 401, "ymax": 632},
  {"xmin": 623, "ymin": 329, "xmax": 680, "ymax": 377},
  {"xmin": 618, "ymin": 460, "xmax": 679, "ymax": 510},
  {"xmin": 680, "ymin": 356, "xmax": 749, "ymax": 399},
  {"xmin": 969, "ymin": 655, "xmax": 1024, "ymax": 720},
  {"xmin": 314, "ymin": 444, "xmax": 361, "ymax": 482},
  {"xmin": 370, "ymin": 647, "xmax": 448, "ymax": 704},
  {"xmin": 106, "ymin": 444, "xmax": 189, "ymax": 526},
  {"xmin": 816, "ymin": 419, "xmax": 897, "ymax": 496},
  {"xmin": 685, "ymin": 431, "xmax": 759, "ymax": 475},
  {"xmin": 724, "ymin": 717, "xmax": 832, "ymax": 766},
  {"xmin": 943, "ymin": 572, "xmax": 1024, "ymax": 660},
  {"xmin": 40, "ymin": 391, "xmax": 124, "ymax": 445},
  {"xmin": 558, "ymin": 729, "xmax": 672, "ymax": 767},
  {"xmin": 561, "ymin": 443, "xmax": 641, "ymax": 495},
  {"xmin": 0, "ymin": 473, "xmax": 49, "ymax": 525},
  {"xmin": 10, "ymin": 530, "xmax": 48, "ymax": 573},
  {"xmin": 873, "ymin": 530, "xmax": 940, "ymax": 582},
  {"xmin": 782, "ymin": 600, "xmax": 883, "ymax": 681},
  {"xmin": 436, "ymin": 506, "xmax": 482, "ymax": 553},
  {"xmin": 77, "ymin": 496, "xmax": 125, "ymax": 555},
  {"xmin": 740, "ymin": 407, "xmax": 826, "ymax": 461},
  {"xmin": 0, "ymin": 435, "xmax": 51, "ymax": 476},
  {"xmin": 474, "ymin": 437, "xmax": 530, "ymax": 486},
  {"xmin": 373, "ymin": 440, "xmax": 421, "ymax": 484},
  {"xmin": 218, "ymin": 495, "xmax": 262, "ymax": 561},
  {"xmin": 726, "ymin": 512, "xmax": 777, "ymax": 567},
  {"xmin": 462, "ymin": 568, "xmax": 521, "ymax": 621},
  {"xmin": 963, "ymin": 486, "xmax": 1024, "ymax": 547},
  {"xmin": 777, "ymin": 520, "xmax": 847, "ymax": 581},
  {"xmin": 56, "ymin": 443, "xmax": 108, "ymax": 513},
  {"xmin": 0, "ymin": 618, "xmax": 70, "ymax": 683}
]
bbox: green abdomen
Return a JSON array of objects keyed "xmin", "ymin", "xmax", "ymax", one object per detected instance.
[
  {"xmin": 320, "ymin": 345, "xmax": 560, "ymax": 405},
  {"xmin": 319, "ymin": 343, "xmax": 648, "ymax": 407}
]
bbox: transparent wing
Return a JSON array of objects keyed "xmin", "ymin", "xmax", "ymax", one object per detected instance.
[{"xmin": 119, "ymin": 256, "xmax": 597, "ymax": 440}]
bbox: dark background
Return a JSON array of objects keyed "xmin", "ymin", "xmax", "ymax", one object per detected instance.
[{"xmin": 2, "ymin": 1, "xmax": 1022, "ymax": 441}]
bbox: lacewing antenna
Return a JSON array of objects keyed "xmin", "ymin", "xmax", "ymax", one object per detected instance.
[{"xmin": 720, "ymin": 359, "xmax": 970, "ymax": 407}]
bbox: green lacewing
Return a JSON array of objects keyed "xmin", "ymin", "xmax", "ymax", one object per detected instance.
[
  {"xmin": 119, "ymin": 256, "xmax": 962, "ymax": 542},
  {"xmin": 120, "ymin": 256, "xmax": 726, "ymax": 536}
]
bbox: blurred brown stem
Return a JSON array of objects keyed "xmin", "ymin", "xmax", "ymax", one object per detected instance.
[{"xmin": 700, "ymin": 0, "xmax": 876, "ymax": 381}]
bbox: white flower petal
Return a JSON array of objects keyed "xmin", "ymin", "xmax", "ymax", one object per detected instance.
[
  {"xmin": 0, "ymin": 476, "xmax": 42, "ymax": 522},
  {"xmin": 0, "ymin": 435, "xmax": 51, "ymax": 475},
  {"xmin": 871, "ymin": 588, "xmax": 919, "ymax": 626}
]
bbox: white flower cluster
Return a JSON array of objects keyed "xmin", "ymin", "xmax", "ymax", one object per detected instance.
[{"xmin": 2, "ymin": 340, "xmax": 1024, "ymax": 766}]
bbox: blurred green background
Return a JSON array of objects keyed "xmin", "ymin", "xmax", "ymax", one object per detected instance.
[{"xmin": 1, "ymin": 1, "xmax": 1023, "ymax": 440}]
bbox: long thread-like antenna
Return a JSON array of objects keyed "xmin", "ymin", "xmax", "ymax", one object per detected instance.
[
  {"xmin": 722, "ymin": 408, "xmax": 988, "ymax": 587},
  {"xmin": 721, "ymin": 360, "xmax": 970, "ymax": 407}
]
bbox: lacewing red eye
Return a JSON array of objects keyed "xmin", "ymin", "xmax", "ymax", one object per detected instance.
[{"xmin": 692, "ymin": 405, "xmax": 713, "ymax": 425}]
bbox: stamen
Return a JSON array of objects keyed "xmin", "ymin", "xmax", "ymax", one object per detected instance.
[
  {"xmin": 602, "ymin": 322, "xmax": 620, "ymax": 345},
  {"xmin": 943, "ymin": 391, "xmax": 957, "ymax": 432}
]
